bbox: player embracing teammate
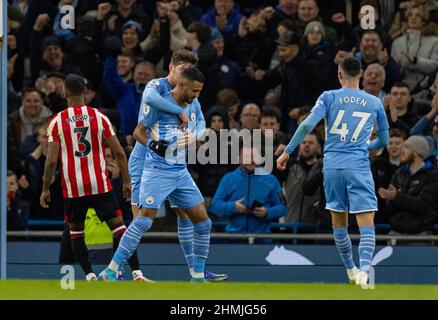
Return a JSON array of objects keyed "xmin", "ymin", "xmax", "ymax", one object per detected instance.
[{"xmin": 99, "ymin": 65, "xmax": 216, "ymax": 283}]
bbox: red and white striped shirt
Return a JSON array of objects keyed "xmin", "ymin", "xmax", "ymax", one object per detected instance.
[{"xmin": 47, "ymin": 105, "xmax": 115, "ymax": 198}]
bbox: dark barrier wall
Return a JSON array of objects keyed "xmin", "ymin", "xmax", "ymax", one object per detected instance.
[{"xmin": 7, "ymin": 242, "xmax": 438, "ymax": 284}]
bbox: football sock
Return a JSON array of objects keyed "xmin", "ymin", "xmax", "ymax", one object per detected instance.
[
  {"xmin": 110, "ymin": 216, "xmax": 153, "ymax": 271},
  {"xmin": 192, "ymin": 219, "xmax": 212, "ymax": 278},
  {"xmin": 333, "ymin": 226, "xmax": 355, "ymax": 269},
  {"xmin": 359, "ymin": 226, "xmax": 376, "ymax": 274},
  {"xmin": 70, "ymin": 230, "xmax": 93, "ymax": 275},
  {"xmin": 177, "ymin": 217, "xmax": 195, "ymax": 273},
  {"xmin": 111, "ymin": 224, "xmax": 141, "ymax": 272}
]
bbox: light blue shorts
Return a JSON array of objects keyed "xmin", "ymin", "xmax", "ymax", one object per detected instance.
[
  {"xmin": 128, "ymin": 156, "xmax": 143, "ymax": 206},
  {"xmin": 139, "ymin": 168, "xmax": 204, "ymax": 210},
  {"xmin": 324, "ymin": 168, "xmax": 377, "ymax": 214}
]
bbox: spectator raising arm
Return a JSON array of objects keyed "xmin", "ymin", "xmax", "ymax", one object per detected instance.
[
  {"xmin": 410, "ymin": 95, "xmax": 438, "ymax": 135},
  {"xmin": 104, "ymin": 57, "xmax": 128, "ymax": 101}
]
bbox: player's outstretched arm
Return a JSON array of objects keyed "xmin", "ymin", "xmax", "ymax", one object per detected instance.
[
  {"xmin": 40, "ymin": 141, "xmax": 60, "ymax": 208},
  {"xmin": 106, "ymin": 135, "xmax": 131, "ymax": 200},
  {"xmin": 143, "ymin": 85, "xmax": 188, "ymax": 129},
  {"xmin": 144, "ymin": 85, "xmax": 184, "ymax": 115},
  {"xmin": 368, "ymin": 129, "xmax": 390, "ymax": 150},
  {"xmin": 277, "ymin": 113, "xmax": 322, "ymax": 170}
]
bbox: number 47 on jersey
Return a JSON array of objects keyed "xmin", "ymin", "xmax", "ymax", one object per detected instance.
[{"xmin": 330, "ymin": 110, "xmax": 371, "ymax": 142}]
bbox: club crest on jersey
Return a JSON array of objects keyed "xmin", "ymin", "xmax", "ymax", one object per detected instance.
[
  {"xmin": 191, "ymin": 112, "xmax": 196, "ymax": 121},
  {"xmin": 144, "ymin": 105, "xmax": 150, "ymax": 115},
  {"xmin": 146, "ymin": 196, "xmax": 154, "ymax": 204},
  {"xmin": 148, "ymin": 80, "xmax": 160, "ymax": 88}
]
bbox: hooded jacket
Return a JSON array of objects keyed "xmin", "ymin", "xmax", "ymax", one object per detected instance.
[{"xmin": 210, "ymin": 167, "xmax": 287, "ymax": 234}]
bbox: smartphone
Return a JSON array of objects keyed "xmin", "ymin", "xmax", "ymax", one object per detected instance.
[{"xmin": 250, "ymin": 200, "xmax": 262, "ymax": 210}]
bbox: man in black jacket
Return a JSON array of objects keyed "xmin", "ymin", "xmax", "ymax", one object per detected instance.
[
  {"xmin": 379, "ymin": 135, "xmax": 438, "ymax": 234},
  {"xmin": 372, "ymin": 129, "xmax": 406, "ymax": 224},
  {"xmin": 245, "ymin": 30, "xmax": 322, "ymax": 133}
]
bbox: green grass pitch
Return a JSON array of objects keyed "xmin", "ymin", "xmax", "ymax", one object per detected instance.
[{"xmin": 1, "ymin": 280, "xmax": 438, "ymax": 300}]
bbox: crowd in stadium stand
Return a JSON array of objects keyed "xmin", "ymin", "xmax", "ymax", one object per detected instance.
[{"xmin": 5, "ymin": 0, "xmax": 438, "ymax": 237}]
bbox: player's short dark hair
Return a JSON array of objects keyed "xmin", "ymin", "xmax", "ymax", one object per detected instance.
[
  {"xmin": 340, "ymin": 56, "xmax": 362, "ymax": 78},
  {"xmin": 170, "ymin": 49, "xmax": 198, "ymax": 66},
  {"xmin": 64, "ymin": 74, "xmax": 87, "ymax": 96},
  {"xmin": 187, "ymin": 22, "xmax": 211, "ymax": 44},
  {"xmin": 180, "ymin": 66, "xmax": 205, "ymax": 84},
  {"xmin": 390, "ymin": 82, "xmax": 410, "ymax": 92},
  {"xmin": 389, "ymin": 128, "xmax": 407, "ymax": 140},
  {"xmin": 261, "ymin": 107, "xmax": 281, "ymax": 122}
]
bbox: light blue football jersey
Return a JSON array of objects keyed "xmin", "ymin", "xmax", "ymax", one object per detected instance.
[
  {"xmin": 139, "ymin": 91, "xmax": 205, "ymax": 171},
  {"xmin": 130, "ymin": 77, "xmax": 172, "ymax": 160},
  {"xmin": 311, "ymin": 88, "xmax": 389, "ymax": 169}
]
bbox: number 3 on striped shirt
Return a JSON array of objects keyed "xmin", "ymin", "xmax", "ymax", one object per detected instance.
[
  {"xmin": 74, "ymin": 127, "xmax": 91, "ymax": 157},
  {"xmin": 329, "ymin": 110, "xmax": 371, "ymax": 142}
]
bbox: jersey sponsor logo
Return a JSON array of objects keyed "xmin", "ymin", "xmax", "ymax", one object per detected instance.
[{"xmin": 146, "ymin": 196, "xmax": 155, "ymax": 204}]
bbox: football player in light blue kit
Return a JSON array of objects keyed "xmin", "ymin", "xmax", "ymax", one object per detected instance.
[
  {"xmin": 277, "ymin": 57, "xmax": 390, "ymax": 287},
  {"xmin": 128, "ymin": 50, "xmax": 227, "ymax": 282},
  {"xmin": 100, "ymin": 66, "xmax": 213, "ymax": 282}
]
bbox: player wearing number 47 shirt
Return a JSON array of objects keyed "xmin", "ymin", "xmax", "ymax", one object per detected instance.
[
  {"xmin": 277, "ymin": 57, "xmax": 390, "ymax": 287},
  {"xmin": 40, "ymin": 74, "xmax": 151, "ymax": 282}
]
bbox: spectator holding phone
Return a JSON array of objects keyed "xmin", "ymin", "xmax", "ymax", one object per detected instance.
[{"xmin": 210, "ymin": 144, "xmax": 287, "ymax": 240}]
